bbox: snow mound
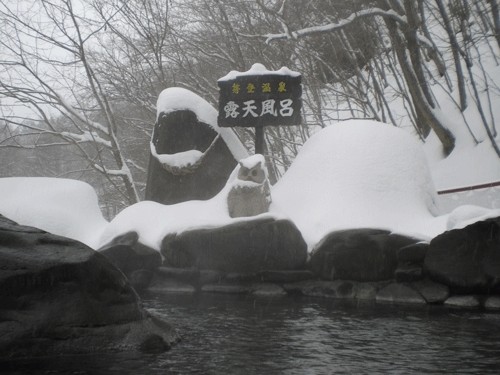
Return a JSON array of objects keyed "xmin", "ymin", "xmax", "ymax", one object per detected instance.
[
  {"xmin": 155, "ymin": 87, "xmax": 248, "ymax": 161},
  {"xmin": 0, "ymin": 177, "xmax": 107, "ymax": 248},
  {"xmin": 270, "ymin": 120, "xmax": 446, "ymax": 249}
]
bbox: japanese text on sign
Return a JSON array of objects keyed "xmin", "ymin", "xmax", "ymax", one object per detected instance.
[
  {"xmin": 224, "ymin": 98, "xmax": 294, "ymax": 119},
  {"xmin": 218, "ymin": 73, "xmax": 302, "ymax": 128}
]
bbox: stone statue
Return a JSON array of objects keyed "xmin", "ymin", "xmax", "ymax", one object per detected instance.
[
  {"xmin": 145, "ymin": 88, "xmax": 248, "ymax": 205},
  {"xmin": 227, "ymin": 154, "xmax": 271, "ymax": 218}
]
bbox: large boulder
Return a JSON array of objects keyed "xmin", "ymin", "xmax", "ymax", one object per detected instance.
[
  {"xmin": 145, "ymin": 88, "xmax": 248, "ymax": 205},
  {"xmin": 0, "ymin": 215, "xmax": 179, "ymax": 358},
  {"xmin": 162, "ymin": 217, "xmax": 307, "ymax": 273},
  {"xmin": 424, "ymin": 217, "xmax": 500, "ymax": 293},
  {"xmin": 308, "ymin": 229, "xmax": 420, "ymax": 282},
  {"xmin": 99, "ymin": 231, "xmax": 162, "ymax": 273},
  {"xmin": 376, "ymin": 283, "xmax": 427, "ymax": 305},
  {"xmin": 99, "ymin": 231, "xmax": 162, "ymax": 289}
]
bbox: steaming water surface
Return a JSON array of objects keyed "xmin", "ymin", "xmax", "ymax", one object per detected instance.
[{"xmin": 3, "ymin": 292, "xmax": 500, "ymax": 374}]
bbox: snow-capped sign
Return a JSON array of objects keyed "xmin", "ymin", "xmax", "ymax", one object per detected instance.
[{"xmin": 217, "ymin": 63, "xmax": 302, "ymax": 128}]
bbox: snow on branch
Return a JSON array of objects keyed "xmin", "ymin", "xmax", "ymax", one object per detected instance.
[
  {"xmin": 93, "ymin": 164, "xmax": 130, "ymax": 177},
  {"xmin": 60, "ymin": 130, "xmax": 112, "ymax": 148},
  {"xmin": 264, "ymin": 8, "xmax": 407, "ymax": 43},
  {"xmin": 54, "ymin": 93, "xmax": 110, "ymax": 135}
]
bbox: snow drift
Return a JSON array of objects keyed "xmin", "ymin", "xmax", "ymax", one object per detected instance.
[
  {"xmin": 0, "ymin": 177, "xmax": 107, "ymax": 248},
  {"xmin": 270, "ymin": 120, "xmax": 447, "ymax": 248}
]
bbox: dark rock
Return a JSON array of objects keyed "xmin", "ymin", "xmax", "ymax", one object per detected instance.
[
  {"xmin": 199, "ymin": 270, "xmax": 224, "ymax": 285},
  {"xmin": 162, "ymin": 218, "xmax": 307, "ymax": 273},
  {"xmin": 444, "ymin": 295, "xmax": 481, "ymax": 309},
  {"xmin": 0, "ymin": 215, "xmax": 179, "ymax": 358},
  {"xmin": 395, "ymin": 264, "xmax": 423, "ymax": 282},
  {"xmin": 283, "ymin": 280, "xmax": 385, "ymax": 300},
  {"xmin": 148, "ymin": 279, "xmax": 196, "ymax": 294},
  {"xmin": 411, "ymin": 279, "xmax": 450, "ymax": 304},
  {"xmin": 257, "ymin": 270, "xmax": 315, "ymax": 283},
  {"xmin": 252, "ymin": 283, "xmax": 287, "ymax": 297},
  {"xmin": 397, "ymin": 242, "xmax": 429, "ymax": 264},
  {"xmin": 283, "ymin": 280, "xmax": 356, "ymax": 299},
  {"xmin": 223, "ymin": 272, "xmax": 258, "ymax": 283},
  {"xmin": 424, "ymin": 217, "xmax": 500, "ymax": 293},
  {"xmin": 201, "ymin": 283, "xmax": 251, "ymax": 294},
  {"xmin": 145, "ymin": 108, "xmax": 240, "ymax": 205},
  {"xmin": 309, "ymin": 229, "xmax": 420, "ymax": 282},
  {"xmin": 99, "ymin": 231, "xmax": 162, "ymax": 275},
  {"xmin": 152, "ymin": 267, "xmax": 222, "ymax": 289},
  {"xmin": 129, "ymin": 269, "xmax": 155, "ymax": 291},
  {"xmin": 155, "ymin": 266, "xmax": 200, "ymax": 283},
  {"xmin": 354, "ymin": 282, "xmax": 380, "ymax": 300},
  {"xmin": 376, "ymin": 283, "xmax": 426, "ymax": 305},
  {"xmin": 484, "ymin": 296, "xmax": 500, "ymax": 310},
  {"xmin": 139, "ymin": 334, "xmax": 170, "ymax": 354}
]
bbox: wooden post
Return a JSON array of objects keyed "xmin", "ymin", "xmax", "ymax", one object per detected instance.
[{"xmin": 255, "ymin": 126, "xmax": 264, "ymax": 155}]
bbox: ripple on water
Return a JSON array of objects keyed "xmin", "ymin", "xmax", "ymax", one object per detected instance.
[{"xmin": 1, "ymin": 293, "xmax": 500, "ymax": 374}]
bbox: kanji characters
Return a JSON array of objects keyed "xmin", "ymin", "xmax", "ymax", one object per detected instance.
[
  {"xmin": 223, "ymin": 99, "xmax": 294, "ymax": 119},
  {"xmin": 242, "ymin": 100, "xmax": 258, "ymax": 117},
  {"xmin": 232, "ymin": 83, "xmax": 240, "ymax": 94},
  {"xmin": 224, "ymin": 101, "xmax": 239, "ymax": 118},
  {"xmin": 261, "ymin": 99, "xmax": 277, "ymax": 116},
  {"xmin": 278, "ymin": 81, "xmax": 286, "ymax": 93},
  {"xmin": 279, "ymin": 99, "xmax": 294, "ymax": 117},
  {"xmin": 247, "ymin": 83, "xmax": 256, "ymax": 94},
  {"xmin": 219, "ymin": 74, "xmax": 301, "ymax": 126}
]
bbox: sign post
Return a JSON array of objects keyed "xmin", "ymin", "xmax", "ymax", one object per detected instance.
[{"xmin": 217, "ymin": 64, "xmax": 302, "ymax": 155}]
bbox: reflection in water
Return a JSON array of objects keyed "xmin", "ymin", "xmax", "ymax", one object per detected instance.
[{"xmin": 2, "ymin": 292, "xmax": 500, "ymax": 374}]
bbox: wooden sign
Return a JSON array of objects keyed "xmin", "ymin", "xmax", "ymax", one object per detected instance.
[{"xmin": 217, "ymin": 64, "xmax": 302, "ymax": 128}]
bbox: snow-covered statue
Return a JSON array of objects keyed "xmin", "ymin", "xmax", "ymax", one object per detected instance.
[
  {"xmin": 145, "ymin": 87, "xmax": 248, "ymax": 205},
  {"xmin": 227, "ymin": 154, "xmax": 271, "ymax": 218}
]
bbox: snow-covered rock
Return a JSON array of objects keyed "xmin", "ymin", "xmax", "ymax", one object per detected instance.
[
  {"xmin": 162, "ymin": 217, "xmax": 307, "ymax": 273},
  {"xmin": 309, "ymin": 228, "xmax": 420, "ymax": 282},
  {"xmin": 0, "ymin": 177, "xmax": 107, "ymax": 248},
  {"xmin": 101, "ymin": 157, "xmax": 286, "ymax": 251},
  {"xmin": 424, "ymin": 216, "xmax": 500, "ymax": 293},
  {"xmin": 270, "ymin": 119, "xmax": 447, "ymax": 248},
  {"xmin": 446, "ymin": 204, "xmax": 500, "ymax": 230},
  {"xmin": 0, "ymin": 214, "xmax": 179, "ymax": 357},
  {"xmin": 1, "ymin": 120, "xmax": 498, "ymax": 259}
]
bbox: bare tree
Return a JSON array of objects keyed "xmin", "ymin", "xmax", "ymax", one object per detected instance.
[
  {"xmin": 0, "ymin": 0, "xmax": 140, "ymax": 205},
  {"xmin": 262, "ymin": 0, "xmax": 457, "ymax": 155}
]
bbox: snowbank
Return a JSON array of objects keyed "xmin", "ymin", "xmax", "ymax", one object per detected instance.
[
  {"xmin": 1, "ymin": 123, "xmax": 497, "ymax": 253},
  {"xmin": 0, "ymin": 177, "xmax": 107, "ymax": 248},
  {"xmin": 270, "ymin": 120, "xmax": 447, "ymax": 248}
]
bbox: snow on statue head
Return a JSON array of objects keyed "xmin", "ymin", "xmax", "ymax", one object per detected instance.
[{"xmin": 227, "ymin": 154, "xmax": 271, "ymax": 218}]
